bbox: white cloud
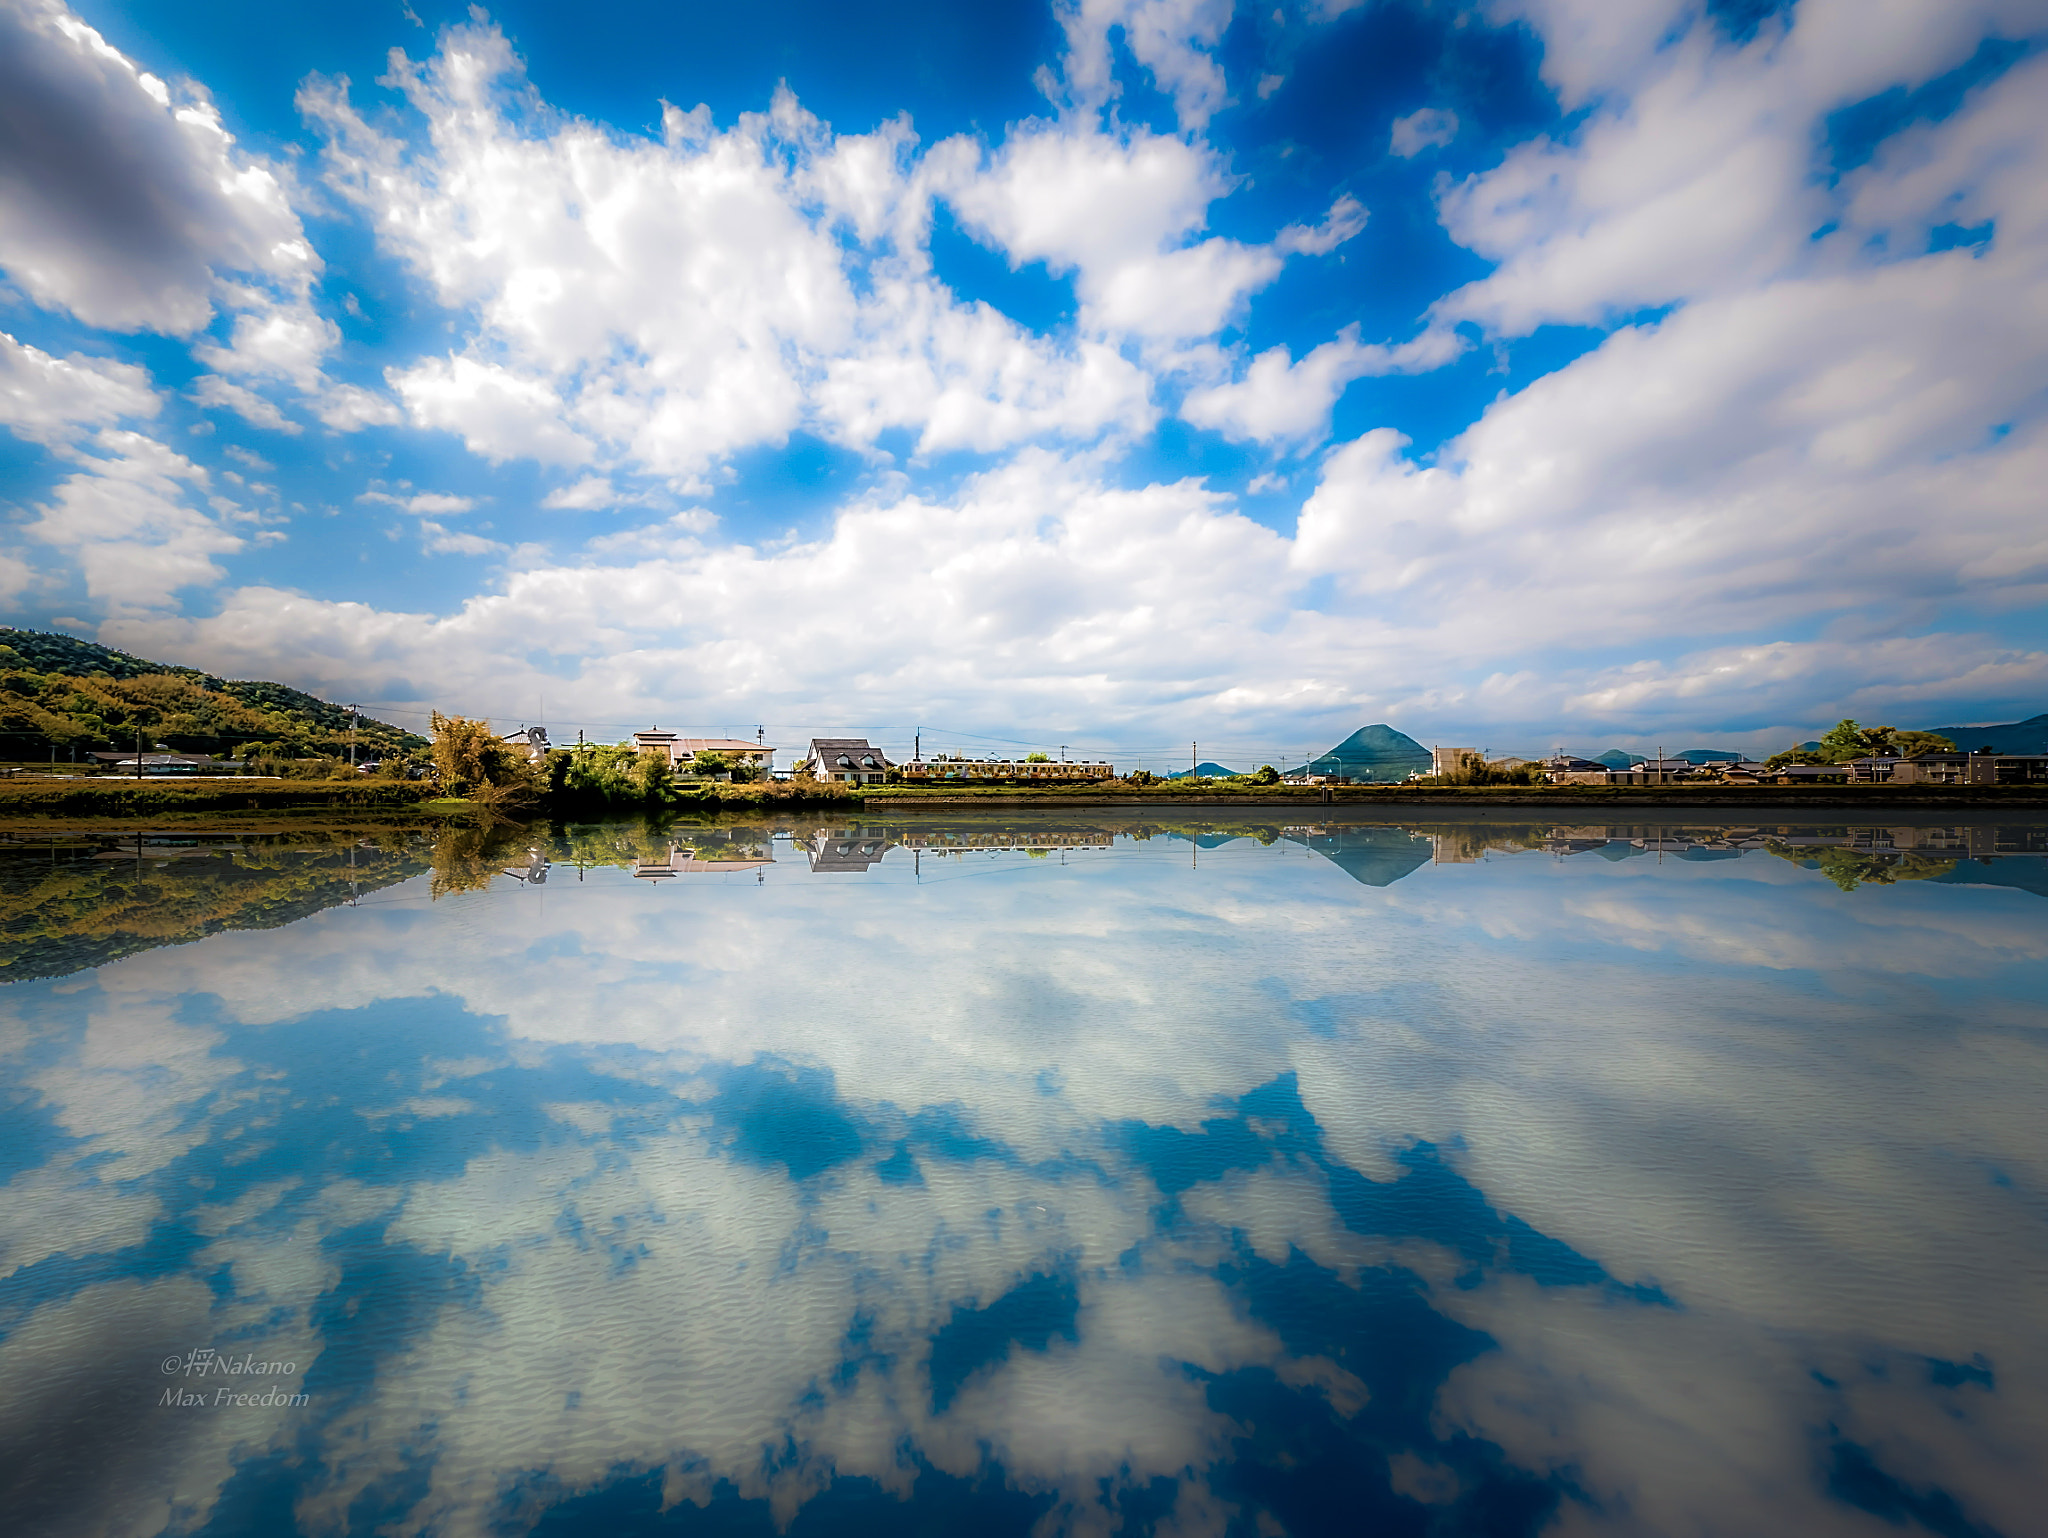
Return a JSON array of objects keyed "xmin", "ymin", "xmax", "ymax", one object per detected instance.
[
  {"xmin": 406, "ymin": 492, "xmax": 477, "ymax": 516},
  {"xmin": 1389, "ymin": 107, "xmax": 1458, "ymax": 158},
  {"xmin": 1440, "ymin": 0, "xmax": 2047, "ymax": 336},
  {"xmin": 419, "ymin": 520, "xmax": 504, "ymax": 556},
  {"xmin": 386, "ymin": 355, "xmax": 591, "ymax": 467},
  {"xmin": 0, "ymin": 0, "xmax": 313, "ymax": 336},
  {"xmin": 1275, "ymin": 195, "xmax": 1368, "ymax": 257},
  {"xmin": 301, "ymin": 28, "xmax": 1163, "ymax": 482},
  {"xmin": 1050, "ymin": 0, "xmax": 1236, "ymax": 130},
  {"xmin": 0, "ymin": 330, "xmax": 159, "ymax": 446},
  {"xmin": 188, "ymin": 375, "xmax": 300, "ymax": 435},
  {"xmin": 540, "ymin": 475, "xmax": 620, "ymax": 511},
  {"xmin": 1181, "ymin": 325, "xmax": 1462, "ymax": 445},
  {"xmin": 22, "ymin": 429, "xmax": 244, "ymax": 611},
  {"xmin": 943, "ymin": 123, "xmax": 1282, "ymax": 341},
  {"xmin": 312, "ymin": 381, "xmax": 403, "ymax": 432}
]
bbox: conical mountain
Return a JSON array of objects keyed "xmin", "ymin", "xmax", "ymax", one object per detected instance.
[{"xmin": 1292, "ymin": 725, "xmax": 1430, "ymax": 782}]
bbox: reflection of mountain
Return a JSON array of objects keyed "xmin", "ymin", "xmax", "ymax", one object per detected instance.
[
  {"xmin": 1931, "ymin": 859, "xmax": 2048, "ymax": 899},
  {"xmin": 0, "ymin": 834, "xmax": 428, "ymax": 983},
  {"xmin": 1289, "ymin": 826, "xmax": 1435, "ymax": 887}
]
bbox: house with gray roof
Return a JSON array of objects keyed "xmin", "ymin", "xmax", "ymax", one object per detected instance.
[{"xmin": 799, "ymin": 738, "xmax": 892, "ymax": 784}]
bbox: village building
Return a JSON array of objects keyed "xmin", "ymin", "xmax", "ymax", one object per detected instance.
[
  {"xmin": 1847, "ymin": 752, "xmax": 2048, "ymax": 786},
  {"xmin": 85, "ymin": 751, "xmax": 243, "ymax": 775},
  {"xmin": 631, "ymin": 730, "xmax": 776, "ymax": 777},
  {"xmin": 796, "ymin": 738, "xmax": 893, "ymax": 784},
  {"xmin": 501, "ymin": 725, "xmax": 549, "ymax": 761}
]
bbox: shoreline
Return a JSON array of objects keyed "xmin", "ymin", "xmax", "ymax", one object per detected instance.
[
  {"xmin": 862, "ymin": 787, "xmax": 2048, "ymax": 811},
  {"xmin": 7, "ymin": 778, "xmax": 2048, "ymax": 829}
]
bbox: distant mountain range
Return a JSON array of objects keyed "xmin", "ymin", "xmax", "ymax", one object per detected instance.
[
  {"xmin": 1579, "ymin": 748, "xmax": 1744, "ymax": 766},
  {"xmin": 1928, "ymin": 713, "xmax": 2048, "ymax": 754},
  {"xmin": 1167, "ymin": 761, "xmax": 1240, "ymax": 779}
]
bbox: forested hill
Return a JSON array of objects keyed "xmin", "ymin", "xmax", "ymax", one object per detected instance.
[{"xmin": 0, "ymin": 628, "xmax": 428, "ymax": 760}]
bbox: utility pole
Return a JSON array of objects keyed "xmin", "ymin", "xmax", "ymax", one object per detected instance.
[
  {"xmin": 135, "ymin": 728, "xmax": 143, "ymax": 779},
  {"xmin": 1191, "ymin": 740, "xmax": 1197, "ymax": 777},
  {"xmin": 349, "ymin": 705, "xmax": 359, "ymax": 770},
  {"xmin": 1059, "ymin": 744, "xmax": 1066, "ymax": 762}
]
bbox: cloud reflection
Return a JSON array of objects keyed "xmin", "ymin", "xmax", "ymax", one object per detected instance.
[{"xmin": 0, "ymin": 814, "xmax": 2043, "ymax": 1536}]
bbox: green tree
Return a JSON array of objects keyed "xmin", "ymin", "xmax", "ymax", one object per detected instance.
[
  {"xmin": 1250, "ymin": 764, "xmax": 1281, "ymax": 785},
  {"xmin": 1025, "ymin": 752, "xmax": 1050, "ymax": 763},
  {"xmin": 691, "ymin": 750, "xmax": 732, "ymax": 778},
  {"xmin": 1893, "ymin": 730, "xmax": 1956, "ymax": 758},
  {"xmin": 1814, "ymin": 718, "xmax": 1903, "ymax": 763},
  {"xmin": 1764, "ymin": 746, "xmax": 1826, "ymax": 770},
  {"xmin": 430, "ymin": 712, "xmax": 539, "ymax": 801}
]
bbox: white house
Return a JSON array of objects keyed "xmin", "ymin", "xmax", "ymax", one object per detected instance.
[
  {"xmin": 799, "ymin": 738, "xmax": 892, "ymax": 784},
  {"xmin": 631, "ymin": 730, "xmax": 775, "ymax": 777}
]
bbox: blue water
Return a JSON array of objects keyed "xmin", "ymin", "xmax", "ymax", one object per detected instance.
[{"xmin": 1, "ymin": 813, "xmax": 2044, "ymax": 1537}]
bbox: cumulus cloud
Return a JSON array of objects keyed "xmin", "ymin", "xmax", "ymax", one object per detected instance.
[
  {"xmin": 540, "ymin": 475, "xmax": 620, "ymax": 512},
  {"xmin": 298, "ymin": 26, "xmax": 1172, "ymax": 482},
  {"xmin": 1050, "ymin": 0, "xmax": 1236, "ymax": 130},
  {"xmin": 13, "ymin": 0, "xmax": 2048, "ymax": 745},
  {"xmin": 360, "ymin": 489, "xmax": 478, "ymax": 516},
  {"xmin": 0, "ymin": 330, "xmax": 158, "ymax": 446},
  {"xmin": 943, "ymin": 122, "xmax": 1289, "ymax": 341},
  {"xmin": 0, "ymin": 0, "xmax": 314, "ymax": 334},
  {"xmin": 22, "ymin": 430, "xmax": 244, "ymax": 611},
  {"xmin": 188, "ymin": 374, "xmax": 301, "ymax": 435},
  {"xmin": 1389, "ymin": 106, "xmax": 1458, "ymax": 157},
  {"xmin": 1181, "ymin": 324, "xmax": 1462, "ymax": 445}
]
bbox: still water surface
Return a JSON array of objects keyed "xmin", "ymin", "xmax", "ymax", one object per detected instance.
[{"xmin": 2, "ymin": 813, "xmax": 2044, "ymax": 1537}]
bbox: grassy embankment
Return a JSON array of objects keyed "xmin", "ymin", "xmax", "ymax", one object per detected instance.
[{"xmin": 10, "ymin": 771, "xmax": 2047, "ymax": 825}]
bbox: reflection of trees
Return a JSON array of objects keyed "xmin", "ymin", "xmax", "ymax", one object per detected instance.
[
  {"xmin": 1765, "ymin": 844, "xmax": 1958, "ymax": 893},
  {"xmin": 0, "ymin": 832, "xmax": 428, "ymax": 983},
  {"xmin": 429, "ymin": 820, "xmax": 542, "ymax": 899}
]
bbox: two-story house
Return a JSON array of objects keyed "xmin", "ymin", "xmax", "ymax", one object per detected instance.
[{"xmin": 799, "ymin": 738, "xmax": 892, "ymax": 784}]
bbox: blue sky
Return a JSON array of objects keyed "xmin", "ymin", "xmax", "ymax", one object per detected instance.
[{"xmin": 1, "ymin": 0, "xmax": 2045, "ymax": 764}]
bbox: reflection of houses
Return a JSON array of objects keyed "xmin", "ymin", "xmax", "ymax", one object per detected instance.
[
  {"xmin": 800, "ymin": 738, "xmax": 892, "ymax": 784},
  {"xmin": 632, "ymin": 840, "xmax": 775, "ymax": 879},
  {"xmin": 501, "ymin": 848, "xmax": 551, "ymax": 883},
  {"xmin": 632, "ymin": 731, "xmax": 775, "ymax": 777},
  {"xmin": 901, "ymin": 755, "xmax": 1115, "ymax": 783},
  {"xmin": 798, "ymin": 828, "xmax": 896, "ymax": 872}
]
